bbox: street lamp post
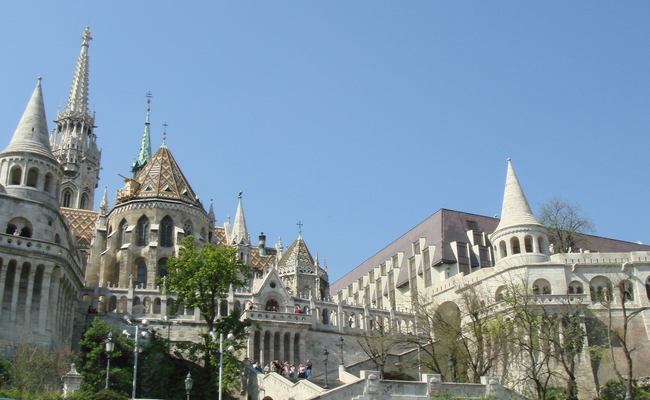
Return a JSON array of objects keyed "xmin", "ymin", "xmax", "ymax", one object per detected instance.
[
  {"xmin": 104, "ymin": 331, "xmax": 115, "ymax": 390},
  {"xmin": 123, "ymin": 317, "xmax": 149, "ymax": 400},
  {"xmin": 210, "ymin": 331, "xmax": 235, "ymax": 400},
  {"xmin": 184, "ymin": 371, "xmax": 193, "ymax": 400},
  {"xmin": 338, "ymin": 337, "xmax": 345, "ymax": 366},
  {"xmin": 322, "ymin": 349, "xmax": 329, "ymax": 389}
]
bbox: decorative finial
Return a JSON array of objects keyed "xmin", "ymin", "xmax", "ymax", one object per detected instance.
[
  {"xmin": 297, "ymin": 221, "xmax": 303, "ymax": 235},
  {"xmin": 38, "ymin": 76, "xmax": 42, "ymax": 81},
  {"xmin": 81, "ymin": 27, "xmax": 92, "ymax": 46},
  {"xmin": 146, "ymin": 91, "xmax": 152, "ymax": 111},
  {"xmin": 507, "ymin": 158, "xmax": 511, "ymax": 162},
  {"xmin": 162, "ymin": 122, "xmax": 168, "ymax": 145},
  {"xmin": 238, "ymin": 190, "xmax": 243, "ymax": 200}
]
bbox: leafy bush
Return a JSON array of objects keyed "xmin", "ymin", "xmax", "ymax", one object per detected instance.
[{"xmin": 594, "ymin": 380, "xmax": 650, "ymax": 400}]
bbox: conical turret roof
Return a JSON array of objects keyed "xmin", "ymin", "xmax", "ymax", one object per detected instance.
[
  {"xmin": 133, "ymin": 145, "xmax": 201, "ymax": 207},
  {"xmin": 2, "ymin": 78, "xmax": 56, "ymax": 161},
  {"xmin": 132, "ymin": 99, "xmax": 152, "ymax": 174},
  {"xmin": 494, "ymin": 159, "xmax": 542, "ymax": 232}
]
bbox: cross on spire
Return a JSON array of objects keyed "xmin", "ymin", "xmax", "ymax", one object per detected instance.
[
  {"xmin": 297, "ymin": 221, "xmax": 303, "ymax": 235},
  {"xmin": 162, "ymin": 122, "xmax": 168, "ymax": 146},
  {"xmin": 146, "ymin": 91, "xmax": 152, "ymax": 110}
]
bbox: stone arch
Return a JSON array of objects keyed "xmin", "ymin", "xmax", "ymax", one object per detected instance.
[
  {"xmin": 220, "ymin": 300, "xmax": 229, "ymax": 317},
  {"xmin": 54, "ymin": 233, "xmax": 61, "ymax": 244},
  {"xmin": 510, "ymin": 237, "xmax": 521, "ymax": 255},
  {"xmin": 160, "ymin": 216, "xmax": 174, "ymax": 247},
  {"xmin": 153, "ymin": 297, "xmax": 162, "ymax": 314},
  {"xmin": 9, "ymin": 165, "xmax": 22, "ymax": 185},
  {"xmin": 433, "ymin": 301, "xmax": 461, "ymax": 341},
  {"xmin": 524, "ymin": 235, "xmax": 534, "ymax": 253},
  {"xmin": 538, "ymin": 236, "xmax": 546, "ymax": 254},
  {"xmin": 263, "ymin": 331, "xmax": 272, "ymax": 365},
  {"xmin": 26, "ymin": 167, "xmax": 38, "ymax": 187},
  {"xmin": 322, "ymin": 308, "xmax": 329, "ymax": 325},
  {"xmin": 7, "ymin": 217, "xmax": 32, "ymax": 238},
  {"xmin": 590, "ymin": 276, "xmax": 612, "ymax": 303},
  {"xmin": 568, "ymin": 280, "xmax": 584, "ymax": 294},
  {"xmin": 167, "ymin": 298, "xmax": 175, "ymax": 316},
  {"xmin": 293, "ymin": 332, "xmax": 301, "ymax": 366},
  {"xmin": 133, "ymin": 297, "xmax": 142, "ymax": 314},
  {"xmin": 283, "ymin": 332, "xmax": 291, "ymax": 361},
  {"xmin": 108, "ymin": 295, "xmax": 117, "ymax": 312},
  {"xmin": 499, "ymin": 241, "xmax": 507, "ymax": 259},
  {"xmin": 234, "ymin": 300, "xmax": 241, "ymax": 312},
  {"xmin": 532, "ymin": 279, "xmax": 551, "ymax": 295},
  {"xmin": 265, "ymin": 299, "xmax": 279, "ymax": 311},
  {"xmin": 98, "ymin": 295, "xmax": 107, "ymax": 313},
  {"xmin": 43, "ymin": 173, "xmax": 54, "ymax": 194}
]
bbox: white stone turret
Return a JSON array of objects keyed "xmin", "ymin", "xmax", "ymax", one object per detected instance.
[
  {"xmin": 0, "ymin": 78, "xmax": 63, "ymax": 210},
  {"xmin": 489, "ymin": 159, "xmax": 550, "ymax": 267},
  {"xmin": 50, "ymin": 27, "xmax": 101, "ymax": 210}
]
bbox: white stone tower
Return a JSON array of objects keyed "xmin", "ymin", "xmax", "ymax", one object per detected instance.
[
  {"xmin": 224, "ymin": 191, "xmax": 252, "ymax": 264},
  {"xmin": 50, "ymin": 27, "xmax": 101, "ymax": 210},
  {"xmin": 489, "ymin": 159, "xmax": 550, "ymax": 267}
]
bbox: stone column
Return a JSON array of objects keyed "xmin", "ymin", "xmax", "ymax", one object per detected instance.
[
  {"xmin": 38, "ymin": 268, "xmax": 53, "ymax": 334},
  {"xmin": 23, "ymin": 268, "xmax": 37, "ymax": 328},
  {"xmin": 278, "ymin": 330, "xmax": 285, "ymax": 363},
  {"xmin": 0, "ymin": 261, "xmax": 10, "ymax": 320},
  {"xmin": 10, "ymin": 261, "xmax": 23, "ymax": 323}
]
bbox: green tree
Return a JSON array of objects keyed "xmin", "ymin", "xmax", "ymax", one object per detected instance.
[
  {"xmin": 161, "ymin": 236, "xmax": 253, "ymax": 395},
  {"xmin": 77, "ymin": 317, "xmax": 134, "ymax": 395},
  {"xmin": 538, "ymin": 197, "xmax": 595, "ymax": 253}
]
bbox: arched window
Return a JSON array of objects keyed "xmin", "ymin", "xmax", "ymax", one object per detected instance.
[
  {"xmin": 532, "ymin": 279, "xmax": 551, "ymax": 295},
  {"xmin": 62, "ymin": 189, "xmax": 73, "ymax": 208},
  {"xmin": 183, "ymin": 221, "xmax": 193, "ymax": 238},
  {"xmin": 26, "ymin": 168, "xmax": 38, "ymax": 187},
  {"xmin": 590, "ymin": 276, "xmax": 612, "ymax": 303},
  {"xmin": 511, "ymin": 237, "xmax": 521, "ymax": 254},
  {"xmin": 499, "ymin": 241, "xmax": 507, "ymax": 259},
  {"xmin": 495, "ymin": 285, "xmax": 506, "ymax": 302},
  {"xmin": 569, "ymin": 281, "xmax": 584, "ymax": 295},
  {"xmin": 10, "ymin": 166, "xmax": 22, "ymax": 185},
  {"xmin": 160, "ymin": 216, "xmax": 173, "ymax": 247},
  {"xmin": 54, "ymin": 234, "xmax": 61, "ymax": 244},
  {"xmin": 119, "ymin": 219, "xmax": 128, "ymax": 247},
  {"xmin": 137, "ymin": 216, "xmax": 150, "ymax": 247},
  {"xmin": 19, "ymin": 226, "xmax": 32, "ymax": 238},
  {"xmin": 80, "ymin": 193, "xmax": 89, "ymax": 209},
  {"xmin": 44, "ymin": 173, "xmax": 54, "ymax": 194},
  {"xmin": 524, "ymin": 235, "xmax": 534, "ymax": 253},
  {"xmin": 136, "ymin": 259, "xmax": 147, "ymax": 287},
  {"xmin": 158, "ymin": 258, "xmax": 168, "ymax": 278}
]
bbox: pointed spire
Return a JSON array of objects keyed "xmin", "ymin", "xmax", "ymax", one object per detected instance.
[
  {"xmin": 132, "ymin": 94, "xmax": 152, "ymax": 176},
  {"xmin": 494, "ymin": 158, "xmax": 542, "ymax": 232},
  {"xmin": 208, "ymin": 198, "xmax": 215, "ymax": 220},
  {"xmin": 100, "ymin": 186, "xmax": 109, "ymax": 214},
  {"xmin": 2, "ymin": 78, "xmax": 55, "ymax": 160},
  {"xmin": 230, "ymin": 191, "xmax": 249, "ymax": 245},
  {"xmin": 64, "ymin": 27, "xmax": 92, "ymax": 115}
]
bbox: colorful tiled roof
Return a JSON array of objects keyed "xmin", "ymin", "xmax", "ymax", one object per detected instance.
[
  {"xmin": 250, "ymin": 247, "xmax": 277, "ymax": 270},
  {"xmin": 214, "ymin": 226, "xmax": 227, "ymax": 245},
  {"xmin": 278, "ymin": 235, "xmax": 314, "ymax": 268},
  {"xmin": 133, "ymin": 146, "xmax": 200, "ymax": 207},
  {"xmin": 61, "ymin": 207, "xmax": 98, "ymax": 247}
]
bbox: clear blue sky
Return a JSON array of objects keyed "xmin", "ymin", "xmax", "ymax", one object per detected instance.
[{"xmin": 1, "ymin": 2, "xmax": 648, "ymax": 283}]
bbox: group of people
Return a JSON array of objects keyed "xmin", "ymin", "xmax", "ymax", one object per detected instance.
[{"xmin": 250, "ymin": 359, "xmax": 312, "ymax": 379}]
